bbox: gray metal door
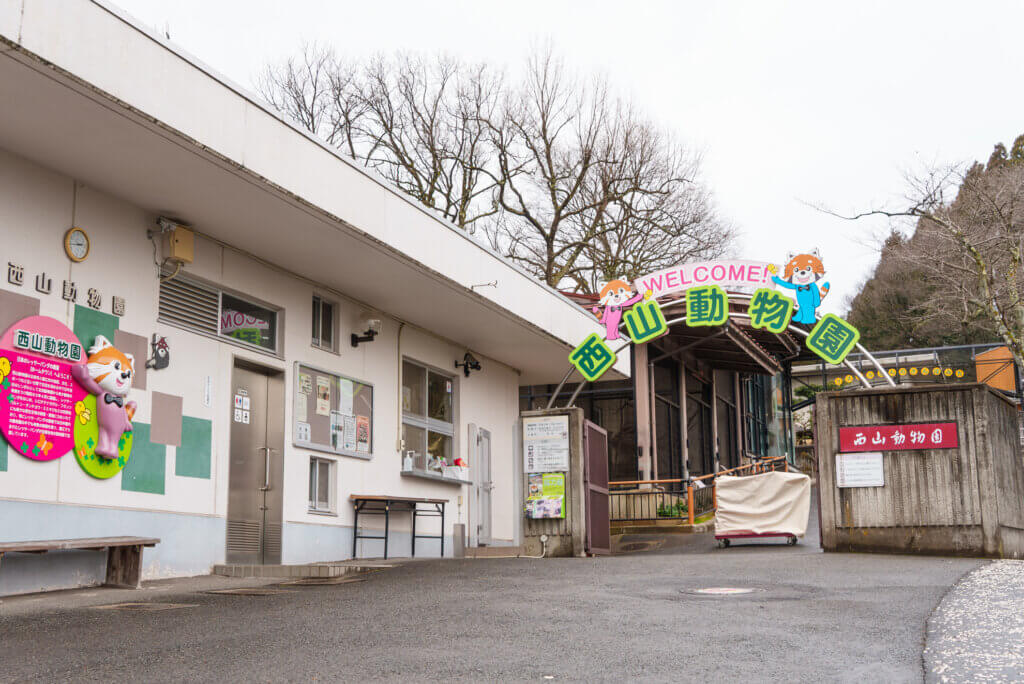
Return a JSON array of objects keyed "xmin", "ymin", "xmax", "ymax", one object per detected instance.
[
  {"xmin": 476, "ymin": 427, "xmax": 493, "ymax": 546},
  {"xmin": 226, "ymin": 363, "xmax": 285, "ymax": 564}
]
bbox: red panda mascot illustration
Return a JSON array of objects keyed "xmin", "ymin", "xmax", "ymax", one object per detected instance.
[
  {"xmin": 769, "ymin": 250, "xmax": 830, "ymax": 325},
  {"xmin": 591, "ymin": 279, "xmax": 651, "ymax": 341},
  {"xmin": 70, "ymin": 336, "xmax": 137, "ymax": 460}
]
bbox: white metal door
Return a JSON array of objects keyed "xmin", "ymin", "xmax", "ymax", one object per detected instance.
[{"xmin": 475, "ymin": 427, "xmax": 493, "ymax": 546}]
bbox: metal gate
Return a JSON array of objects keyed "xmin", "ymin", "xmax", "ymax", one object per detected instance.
[{"xmin": 583, "ymin": 419, "xmax": 610, "ymax": 555}]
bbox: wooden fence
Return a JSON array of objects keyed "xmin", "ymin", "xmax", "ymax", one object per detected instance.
[
  {"xmin": 816, "ymin": 383, "xmax": 1024, "ymax": 558},
  {"xmin": 609, "ymin": 456, "xmax": 790, "ymax": 524}
]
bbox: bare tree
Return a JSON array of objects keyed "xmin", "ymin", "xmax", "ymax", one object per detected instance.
[
  {"xmin": 258, "ymin": 44, "xmax": 735, "ymax": 289},
  {"xmin": 257, "ymin": 44, "xmax": 350, "ymax": 147},
  {"xmin": 356, "ymin": 54, "xmax": 502, "ymax": 230},
  {"xmin": 577, "ymin": 124, "xmax": 734, "ymax": 291},
  {"xmin": 484, "ymin": 50, "xmax": 731, "ymax": 290},
  {"xmin": 827, "ymin": 147, "xmax": 1024, "ymax": 367},
  {"xmin": 258, "ymin": 47, "xmax": 501, "ymax": 231}
]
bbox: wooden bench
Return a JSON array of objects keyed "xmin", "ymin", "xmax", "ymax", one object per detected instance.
[
  {"xmin": 0, "ymin": 536, "xmax": 159, "ymax": 589},
  {"xmin": 350, "ymin": 495, "xmax": 445, "ymax": 560}
]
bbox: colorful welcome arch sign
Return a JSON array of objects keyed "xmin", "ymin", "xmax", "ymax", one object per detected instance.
[{"xmin": 569, "ymin": 253, "xmax": 868, "ymax": 385}]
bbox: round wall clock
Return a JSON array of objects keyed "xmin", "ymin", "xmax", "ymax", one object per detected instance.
[{"xmin": 64, "ymin": 227, "xmax": 90, "ymax": 262}]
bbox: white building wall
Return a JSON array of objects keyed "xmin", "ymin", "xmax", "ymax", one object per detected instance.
[
  {"xmin": 0, "ymin": 0, "xmax": 631, "ymax": 381},
  {"xmin": 0, "ymin": 145, "xmax": 523, "ymax": 590}
]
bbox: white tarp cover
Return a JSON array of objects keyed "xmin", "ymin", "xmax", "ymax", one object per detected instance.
[{"xmin": 714, "ymin": 471, "xmax": 812, "ymax": 537}]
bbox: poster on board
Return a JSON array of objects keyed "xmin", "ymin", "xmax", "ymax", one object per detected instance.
[
  {"xmin": 523, "ymin": 415, "xmax": 570, "ymax": 472},
  {"xmin": 525, "ymin": 472, "xmax": 566, "ymax": 519},
  {"xmin": 343, "ymin": 415, "xmax": 357, "ymax": 452},
  {"xmin": 330, "ymin": 411, "xmax": 344, "ymax": 450},
  {"xmin": 356, "ymin": 415, "xmax": 370, "ymax": 452},
  {"xmin": 836, "ymin": 452, "xmax": 884, "ymax": 488},
  {"xmin": 339, "ymin": 378, "xmax": 354, "ymax": 417},
  {"xmin": 315, "ymin": 376, "xmax": 330, "ymax": 416}
]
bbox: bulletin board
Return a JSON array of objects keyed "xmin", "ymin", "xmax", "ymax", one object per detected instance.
[{"xmin": 293, "ymin": 362, "xmax": 373, "ymax": 459}]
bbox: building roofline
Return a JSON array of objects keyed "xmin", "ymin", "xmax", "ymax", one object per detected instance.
[{"xmin": 85, "ymin": 0, "xmax": 594, "ymax": 319}]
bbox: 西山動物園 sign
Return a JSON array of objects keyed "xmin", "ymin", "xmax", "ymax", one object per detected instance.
[
  {"xmin": 0, "ymin": 316, "xmax": 139, "ymax": 479},
  {"xmin": 568, "ymin": 252, "xmax": 863, "ymax": 383},
  {"xmin": 838, "ymin": 422, "xmax": 958, "ymax": 452}
]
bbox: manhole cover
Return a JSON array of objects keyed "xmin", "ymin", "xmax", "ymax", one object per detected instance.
[
  {"xmin": 92, "ymin": 602, "xmax": 196, "ymax": 611},
  {"xmin": 686, "ymin": 587, "xmax": 760, "ymax": 595},
  {"xmin": 279, "ymin": 576, "xmax": 366, "ymax": 586},
  {"xmin": 206, "ymin": 588, "xmax": 293, "ymax": 596}
]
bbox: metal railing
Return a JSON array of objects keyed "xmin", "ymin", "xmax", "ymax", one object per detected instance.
[{"xmin": 609, "ymin": 456, "xmax": 790, "ymax": 524}]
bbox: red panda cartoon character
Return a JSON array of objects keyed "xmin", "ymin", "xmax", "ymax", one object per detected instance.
[
  {"xmin": 70, "ymin": 336, "xmax": 137, "ymax": 460},
  {"xmin": 592, "ymin": 279, "xmax": 651, "ymax": 341},
  {"xmin": 769, "ymin": 250, "xmax": 830, "ymax": 325}
]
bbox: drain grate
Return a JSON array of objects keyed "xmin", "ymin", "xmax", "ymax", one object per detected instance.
[
  {"xmin": 684, "ymin": 587, "xmax": 760, "ymax": 596},
  {"xmin": 278, "ymin": 576, "xmax": 367, "ymax": 586},
  {"xmin": 617, "ymin": 541, "xmax": 664, "ymax": 553},
  {"xmin": 92, "ymin": 602, "xmax": 196, "ymax": 611},
  {"xmin": 206, "ymin": 587, "xmax": 294, "ymax": 596}
]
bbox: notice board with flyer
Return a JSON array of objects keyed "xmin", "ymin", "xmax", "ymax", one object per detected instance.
[
  {"xmin": 523, "ymin": 415, "xmax": 569, "ymax": 519},
  {"xmin": 522, "ymin": 415, "xmax": 570, "ymax": 472},
  {"xmin": 293, "ymin": 363, "xmax": 373, "ymax": 458},
  {"xmin": 525, "ymin": 472, "xmax": 566, "ymax": 519}
]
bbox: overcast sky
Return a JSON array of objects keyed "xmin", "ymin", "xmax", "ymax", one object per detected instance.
[{"xmin": 112, "ymin": 0, "xmax": 1024, "ymax": 313}]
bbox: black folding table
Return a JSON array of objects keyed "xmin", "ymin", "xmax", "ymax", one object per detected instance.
[{"xmin": 350, "ymin": 495, "xmax": 446, "ymax": 559}]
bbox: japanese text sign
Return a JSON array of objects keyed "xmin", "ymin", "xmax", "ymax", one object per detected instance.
[
  {"xmin": 748, "ymin": 287, "xmax": 794, "ymax": 334},
  {"xmin": 686, "ymin": 284, "xmax": 729, "ymax": 327},
  {"xmin": 838, "ymin": 422, "xmax": 959, "ymax": 452},
  {"xmin": 806, "ymin": 313, "xmax": 860, "ymax": 365},
  {"xmin": 0, "ymin": 316, "xmax": 87, "ymax": 461},
  {"xmin": 569, "ymin": 333, "xmax": 617, "ymax": 382},
  {"xmin": 623, "ymin": 299, "xmax": 667, "ymax": 344}
]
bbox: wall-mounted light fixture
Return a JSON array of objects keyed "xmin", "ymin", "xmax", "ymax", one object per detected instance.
[
  {"xmin": 455, "ymin": 352, "xmax": 481, "ymax": 377},
  {"xmin": 351, "ymin": 316, "xmax": 382, "ymax": 347}
]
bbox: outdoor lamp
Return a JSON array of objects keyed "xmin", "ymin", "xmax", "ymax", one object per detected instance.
[
  {"xmin": 351, "ymin": 317, "xmax": 382, "ymax": 347},
  {"xmin": 455, "ymin": 352, "xmax": 481, "ymax": 377}
]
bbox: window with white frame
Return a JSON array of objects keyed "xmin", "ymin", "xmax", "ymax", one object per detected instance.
[
  {"xmin": 311, "ymin": 295, "xmax": 336, "ymax": 351},
  {"xmin": 401, "ymin": 359, "xmax": 455, "ymax": 473},
  {"xmin": 308, "ymin": 456, "xmax": 335, "ymax": 513}
]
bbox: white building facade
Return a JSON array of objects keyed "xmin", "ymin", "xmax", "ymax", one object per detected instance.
[{"xmin": 0, "ymin": 0, "xmax": 628, "ymax": 594}]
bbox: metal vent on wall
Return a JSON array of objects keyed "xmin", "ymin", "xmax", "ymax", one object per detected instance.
[
  {"xmin": 264, "ymin": 523, "xmax": 282, "ymax": 558},
  {"xmin": 158, "ymin": 273, "xmax": 219, "ymax": 335},
  {"xmin": 226, "ymin": 520, "xmax": 260, "ymax": 555}
]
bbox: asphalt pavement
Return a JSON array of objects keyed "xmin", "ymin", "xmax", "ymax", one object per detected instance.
[{"xmin": 0, "ymin": 533, "xmax": 983, "ymax": 683}]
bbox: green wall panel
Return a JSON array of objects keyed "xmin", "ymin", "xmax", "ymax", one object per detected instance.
[
  {"xmin": 176, "ymin": 417, "xmax": 212, "ymax": 479},
  {"xmin": 0, "ymin": 431, "xmax": 7, "ymax": 471},
  {"xmin": 120, "ymin": 423, "xmax": 165, "ymax": 494},
  {"xmin": 73, "ymin": 305, "xmax": 119, "ymax": 350}
]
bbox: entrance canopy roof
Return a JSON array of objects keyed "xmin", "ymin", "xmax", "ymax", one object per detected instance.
[
  {"xmin": 652, "ymin": 296, "xmax": 802, "ymax": 375},
  {"xmin": 0, "ymin": 0, "xmax": 629, "ymax": 384}
]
